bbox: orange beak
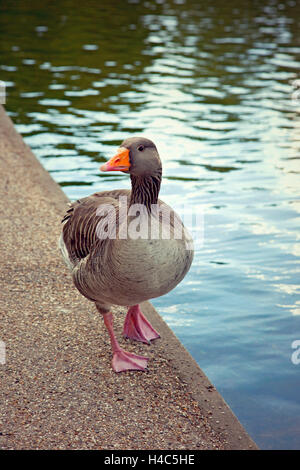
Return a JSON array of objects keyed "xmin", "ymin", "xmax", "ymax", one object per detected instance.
[{"xmin": 100, "ymin": 147, "xmax": 130, "ymax": 172}]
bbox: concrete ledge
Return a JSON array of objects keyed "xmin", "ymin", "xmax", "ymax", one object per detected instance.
[{"xmin": 0, "ymin": 104, "xmax": 257, "ymax": 450}]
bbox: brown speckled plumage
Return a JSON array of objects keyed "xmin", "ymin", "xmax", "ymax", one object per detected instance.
[{"xmin": 61, "ymin": 190, "xmax": 193, "ymax": 309}]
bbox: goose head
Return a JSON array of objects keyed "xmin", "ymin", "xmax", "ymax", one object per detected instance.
[{"xmin": 100, "ymin": 137, "xmax": 162, "ymax": 178}]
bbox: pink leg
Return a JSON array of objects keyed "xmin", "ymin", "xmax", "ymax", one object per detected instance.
[
  {"xmin": 103, "ymin": 312, "xmax": 148, "ymax": 373},
  {"xmin": 123, "ymin": 304, "xmax": 160, "ymax": 344}
]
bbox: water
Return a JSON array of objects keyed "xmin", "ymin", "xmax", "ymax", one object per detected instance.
[{"xmin": 1, "ymin": 0, "xmax": 300, "ymax": 449}]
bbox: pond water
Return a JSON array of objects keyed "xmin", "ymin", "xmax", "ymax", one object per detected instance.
[{"xmin": 1, "ymin": 0, "xmax": 300, "ymax": 449}]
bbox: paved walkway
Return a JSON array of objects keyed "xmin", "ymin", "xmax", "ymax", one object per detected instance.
[{"xmin": 0, "ymin": 105, "xmax": 257, "ymax": 450}]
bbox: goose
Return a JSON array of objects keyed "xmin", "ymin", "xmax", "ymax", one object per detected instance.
[{"xmin": 59, "ymin": 137, "xmax": 194, "ymax": 372}]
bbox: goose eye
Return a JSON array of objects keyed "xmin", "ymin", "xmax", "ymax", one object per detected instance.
[{"xmin": 138, "ymin": 145, "xmax": 144, "ymax": 151}]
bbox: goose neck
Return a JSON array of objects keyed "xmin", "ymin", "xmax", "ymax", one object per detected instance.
[{"xmin": 130, "ymin": 173, "xmax": 161, "ymax": 211}]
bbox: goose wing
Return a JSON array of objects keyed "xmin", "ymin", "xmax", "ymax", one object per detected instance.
[{"xmin": 61, "ymin": 190, "xmax": 130, "ymax": 266}]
